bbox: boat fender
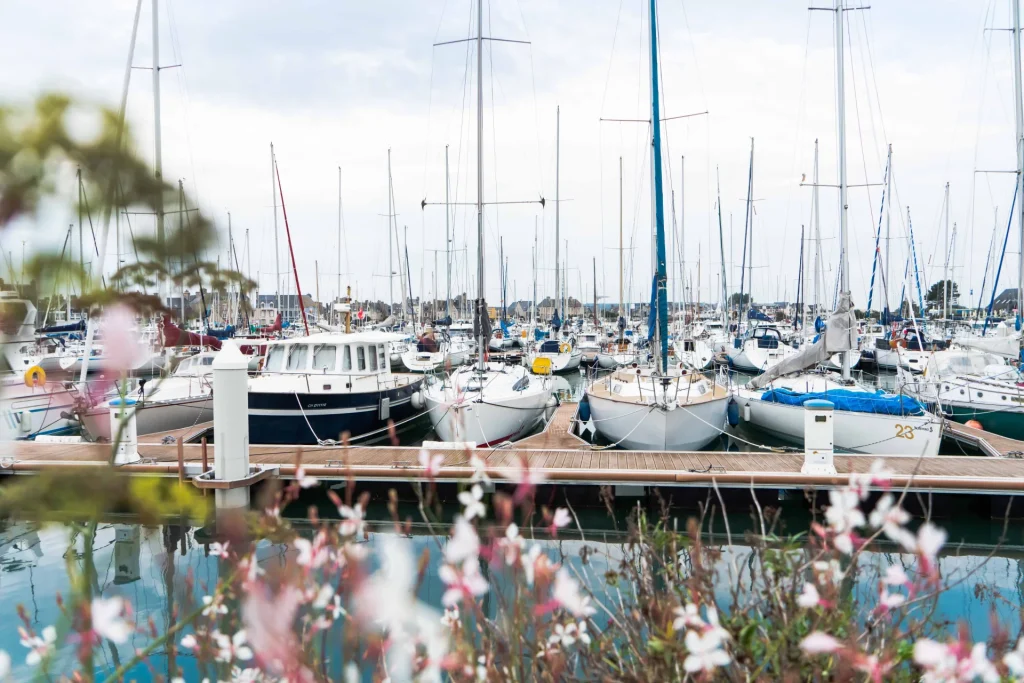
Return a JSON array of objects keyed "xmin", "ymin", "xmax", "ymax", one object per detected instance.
[
  {"xmin": 743, "ymin": 404, "xmax": 751, "ymax": 422},
  {"xmin": 578, "ymin": 397, "xmax": 591, "ymax": 423},
  {"xmin": 726, "ymin": 399, "xmax": 740, "ymax": 427},
  {"xmin": 24, "ymin": 366, "xmax": 46, "ymax": 388},
  {"xmin": 733, "ymin": 338, "xmax": 742, "ymax": 349},
  {"xmin": 411, "ymin": 391, "xmax": 424, "ymax": 410}
]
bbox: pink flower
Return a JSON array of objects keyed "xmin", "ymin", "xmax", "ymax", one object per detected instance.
[
  {"xmin": 100, "ymin": 305, "xmax": 142, "ymax": 375},
  {"xmin": 853, "ymin": 653, "xmax": 893, "ymax": 683},
  {"xmin": 899, "ymin": 523, "xmax": 947, "ymax": 577},
  {"xmin": 875, "ymin": 588, "xmax": 905, "ymax": 612},
  {"xmin": 552, "ymin": 568, "xmax": 596, "ymax": 618},
  {"xmin": 439, "ymin": 560, "xmax": 489, "ymax": 606},
  {"xmin": 549, "ymin": 508, "xmax": 572, "ymax": 536},
  {"xmin": 800, "ymin": 632, "xmax": 841, "ymax": 655},
  {"xmin": 91, "ymin": 597, "xmax": 132, "ymax": 644},
  {"xmin": 208, "ymin": 541, "xmax": 230, "ymax": 558},
  {"xmin": 445, "ymin": 516, "xmax": 480, "ymax": 565},
  {"xmin": 884, "ymin": 564, "xmax": 909, "ymax": 587},
  {"xmin": 418, "ymin": 449, "xmax": 443, "ymax": 477},
  {"xmin": 242, "ymin": 585, "xmax": 304, "ymax": 676},
  {"xmin": 294, "ymin": 467, "xmax": 318, "ymax": 489},
  {"xmin": 796, "ymin": 583, "xmax": 830, "ymax": 609},
  {"xmin": 503, "ymin": 457, "xmax": 547, "ymax": 503}
]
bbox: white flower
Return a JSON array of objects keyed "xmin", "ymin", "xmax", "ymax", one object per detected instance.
[
  {"xmin": 214, "ymin": 629, "xmax": 254, "ymax": 663},
  {"xmin": 312, "ymin": 584, "xmax": 335, "ymax": 610},
  {"xmin": 476, "ymin": 654, "xmax": 487, "ymax": 681},
  {"xmin": 294, "ymin": 537, "xmax": 328, "ymax": 569},
  {"xmin": 338, "ymin": 503, "xmax": 365, "ymax": 537},
  {"xmin": 458, "ymin": 484, "xmax": 486, "ymax": 521},
  {"xmin": 91, "ymin": 597, "xmax": 132, "ymax": 643},
  {"xmin": 796, "ymin": 583, "xmax": 821, "ymax": 609},
  {"xmin": 180, "ymin": 633, "xmax": 198, "ymax": 650},
  {"xmin": 469, "ymin": 453, "xmax": 491, "ymax": 484},
  {"xmin": 0, "ymin": 650, "xmax": 10, "ymax": 681},
  {"xmin": 439, "ymin": 559, "xmax": 489, "ymax": 606},
  {"xmin": 868, "ymin": 494, "xmax": 910, "ymax": 541},
  {"xmin": 884, "ymin": 564, "xmax": 909, "ymax": 586},
  {"xmin": 673, "ymin": 603, "xmax": 701, "ymax": 631},
  {"xmin": 824, "ymin": 489, "xmax": 865, "ymax": 533},
  {"xmin": 548, "ymin": 622, "xmax": 578, "ymax": 648},
  {"xmin": 418, "ymin": 449, "xmax": 443, "ymax": 476},
  {"xmin": 208, "ymin": 541, "xmax": 230, "ymax": 558},
  {"xmin": 445, "ymin": 516, "xmax": 480, "ymax": 565},
  {"xmin": 914, "ymin": 639, "xmax": 956, "ymax": 678},
  {"xmin": 232, "ymin": 669, "xmax": 263, "ymax": 683},
  {"xmin": 833, "ymin": 532, "xmax": 855, "ymax": 555},
  {"xmin": 295, "ymin": 466, "xmax": 319, "ymax": 488},
  {"xmin": 812, "ymin": 559, "xmax": 844, "ymax": 584},
  {"xmin": 965, "ymin": 642, "xmax": 999, "ymax": 683},
  {"xmin": 877, "ymin": 589, "xmax": 905, "ymax": 610},
  {"xmin": 1003, "ymin": 637, "xmax": 1024, "ymax": 677},
  {"xmin": 440, "ymin": 605, "xmax": 460, "ymax": 629},
  {"xmin": 850, "ymin": 460, "xmax": 892, "ymax": 499},
  {"xmin": 577, "ymin": 620, "xmax": 591, "ymax": 646},
  {"xmin": 800, "ymin": 632, "xmax": 840, "ymax": 654},
  {"xmin": 20, "ymin": 625, "xmax": 56, "ymax": 666},
  {"xmin": 683, "ymin": 629, "xmax": 730, "ymax": 673},
  {"xmin": 552, "ymin": 568, "xmax": 596, "ymax": 618},
  {"xmin": 202, "ymin": 595, "xmax": 228, "ymax": 617},
  {"xmin": 916, "ymin": 523, "xmax": 947, "ymax": 563},
  {"xmin": 521, "ymin": 544, "xmax": 542, "ymax": 585},
  {"xmin": 552, "ymin": 508, "xmax": 572, "ymax": 529}
]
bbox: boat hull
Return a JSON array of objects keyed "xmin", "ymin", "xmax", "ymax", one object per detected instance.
[
  {"xmin": 82, "ymin": 396, "xmax": 214, "ymax": 441},
  {"xmin": 424, "ymin": 382, "xmax": 551, "ymax": 446},
  {"xmin": 587, "ymin": 390, "xmax": 730, "ymax": 451},
  {"xmin": 0, "ymin": 381, "xmax": 79, "ymax": 440}
]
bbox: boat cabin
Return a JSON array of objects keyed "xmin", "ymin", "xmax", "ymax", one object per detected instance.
[{"xmin": 262, "ymin": 333, "xmax": 393, "ymax": 375}]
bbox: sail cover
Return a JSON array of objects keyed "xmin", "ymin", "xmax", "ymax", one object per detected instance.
[
  {"xmin": 952, "ymin": 334, "xmax": 1021, "ymax": 360},
  {"xmin": 747, "ymin": 292, "xmax": 857, "ymax": 389}
]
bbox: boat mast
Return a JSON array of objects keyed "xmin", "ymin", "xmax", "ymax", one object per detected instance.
[
  {"xmin": 387, "ymin": 149, "xmax": 396, "ymax": 320},
  {"xmin": 649, "ymin": 0, "xmax": 669, "ymax": 373},
  {"xmin": 152, "ymin": 0, "xmax": 166, "ymax": 306},
  {"xmin": 445, "ymin": 145, "xmax": 452, "ymax": 318},
  {"xmin": 555, "ymin": 105, "xmax": 561, "ymax": 322},
  {"xmin": 716, "ymin": 168, "xmax": 728, "ymax": 329},
  {"xmin": 884, "ymin": 143, "xmax": 892, "ymax": 316},
  {"xmin": 619, "ymin": 156, "xmax": 624, "ymax": 335},
  {"xmin": 1014, "ymin": 0, "xmax": 1024, "ymax": 325},
  {"xmin": 532, "ymin": 219, "xmax": 538, "ymax": 329},
  {"xmin": 943, "ymin": 181, "xmax": 950, "ymax": 320},
  {"xmin": 337, "ymin": 166, "xmax": 343, "ymax": 327},
  {"xmin": 680, "ymin": 155, "xmax": 686, "ymax": 323},
  {"xmin": 834, "ymin": 0, "xmax": 852, "ymax": 380},
  {"xmin": 813, "ymin": 139, "xmax": 822, "ymax": 319},
  {"xmin": 271, "ymin": 142, "xmax": 280, "ymax": 318},
  {"xmin": 475, "ymin": 0, "xmax": 486, "ymax": 371}
]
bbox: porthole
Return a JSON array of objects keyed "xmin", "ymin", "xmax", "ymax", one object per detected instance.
[
  {"xmin": 1002, "ymin": 396, "xmax": 1007, "ymax": 401},
  {"xmin": 944, "ymin": 385, "xmax": 950, "ymax": 391},
  {"xmin": 959, "ymin": 389, "xmax": 965, "ymax": 395},
  {"xmin": 977, "ymin": 392, "xmax": 983, "ymax": 398}
]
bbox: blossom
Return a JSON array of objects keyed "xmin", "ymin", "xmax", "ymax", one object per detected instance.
[
  {"xmin": 469, "ymin": 453, "xmax": 491, "ymax": 484},
  {"xmin": 673, "ymin": 603, "xmax": 702, "ymax": 631},
  {"xmin": 338, "ymin": 503, "xmax": 365, "ymax": 537},
  {"xmin": 876, "ymin": 588, "xmax": 905, "ymax": 611},
  {"xmin": 683, "ymin": 629, "xmax": 730, "ymax": 673},
  {"xmin": 552, "ymin": 568, "xmax": 596, "ymax": 618},
  {"xmin": 853, "ymin": 653, "xmax": 893, "ymax": 682},
  {"xmin": 294, "ymin": 466, "xmax": 318, "ymax": 489},
  {"xmin": 850, "ymin": 459, "xmax": 893, "ymax": 498},
  {"xmin": 824, "ymin": 489, "xmax": 865, "ymax": 533},
  {"xmin": 214, "ymin": 630, "xmax": 254, "ymax": 663},
  {"xmin": 833, "ymin": 532, "xmax": 856, "ymax": 555},
  {"xmin": 521, "ymin": 544, "xmax": 544, "ymax": 585},
  {"xmin": 243, "ymin": 586, "xmax": 304, "ymax": 675},
  {"xmin": 868, "ymin": 493, "xmax": 910, "ymax": 537},
  {"xmin": 202, "ymin": 594, "xmax": 228, "ymax": 617},
  {"xmin": 458, "ymin": 484, "xmax": 486, "ymax": 521},
  {"xmin": 208, "ymin": 541, "xmax": 230, "ymax": 558},
  {"xmin": 440, "ymin": 605, "xmax": 460, "ymax": 629},
  {"xmin": 91, "ymin": 596, "xmax": 132, "ymax": 643},
  {"xmin": 800, "ymin": 632, "xmax": 841, "ymax": 655},
  {"xmin": 1004, "ymin": 637, "xmax": 1024, "ymax": 677},
  {"xmin": 445, "ymin": 516, "xmax": 480, "ymax": 565},
  {"xmin": 916, "ymin": 523, "xmax": 947, "ymax": 565},
  {"xmin": 100, "ymin": 305, "xmax": 143, "ymax": 374},
  {"xmin": 294, "ymin": 535, "xmax": 329, "ymax": 569},
  {"xmin": 180, "ymin": 633, "xmax": 198, "ymax": 650},
  {"xmin": 440, "ymin": 560, "xmax": 489, "ymax": 606},
  {"xmin": 552, "ymin": 508, "xmax": 572, "ymax": 530},
  {"xmin": 0, "ymin": 650, "xmax": 10, "ymax": 681},
  {"xmin": 548, "ymin": 622, "xmax": 578, "ymax": 648},
  {"xmin": 503, "ymin": 457, "xmax": 547, "ymax": 502},
  {"xmin": 884, "ymin": 564, "xmax": 909, "ymax": 587},
  {"xmin": 797, "ymin": 583, "xmax": 824, "ymax": 609},
  {"xmin": 312, "ymin": 584, "xmax": 334, "ymax": 610},
  {"xmin": 913, "ymin": 639, "xmax": 997, "ymax": 683},
  {"xmin": 19, "ymin": 625, "xmax": 56, "ymax": 666},
  {"xmin": 913, "ymin": 638, "xmax": 952, "ymax": 671},
  {"xmin": 419, "ymin": 449, "xmax": 443, "ymax": 477}
]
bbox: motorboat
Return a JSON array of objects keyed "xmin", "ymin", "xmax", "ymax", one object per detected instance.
[
  {"xmin": 725, "ymin": 325, "xmax": 801, "ymax": 374},
  {"xmin": 399, "ymin": 331, "xmax": 470, "ymax": 373},
  {"xmin": 527, "ymin": 338, "xmax": 582, "ymax": 374}
]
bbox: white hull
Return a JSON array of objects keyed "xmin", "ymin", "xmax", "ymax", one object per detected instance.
[
  {"xmin": 587, "ymin": 389, "xmax": 730, "ymax": 451},
  {"xmin": 822, "ymin": 349, "xmax": 862, "ymax": 371},
  {"xmin": 399, "ymin": 346, "xmax": 469, "ymax": 373},
  {"xmin": 675, "ymin": 338, "xmax": 714, "ymax": 369},
  {"xmin": 0, "ymin": 382, "xmax": 79, "ymax": 440},
  {"xmin": 875, "ymin": 347, "xmax": 928, "ymax": 372},
  {"xmin": 423, "ymin": 366, "xmax": 553, "ymax": 446},
  {"xmin": 82, "ymin": 396, "xmax": 214, "ymax": 441},
  {"xmin": 593, "ymin": 353, "xmax": 619, "ymax": 369},
  {"xmin": 726, "ymin": 341, "xmax": 799, "ymax": 374},
  {"xmin": 735, "ymin": 391, "xmax": 941, "ymax": 456}
]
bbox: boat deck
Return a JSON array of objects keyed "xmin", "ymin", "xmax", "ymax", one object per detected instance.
[{"xmin": 942, "ymin": 421, "xmax": 1024, "ymax": 458}]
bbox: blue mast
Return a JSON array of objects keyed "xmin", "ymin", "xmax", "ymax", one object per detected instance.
[
  {"xmin": 649, "ymin": 0, "xmax": 669, "ymax": 373},
  {"xmin": 865, "ymin": 152, "xmax": 890, "ymax": 315}
]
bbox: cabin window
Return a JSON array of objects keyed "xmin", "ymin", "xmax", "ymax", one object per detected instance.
[
  {"xmin": 342, "ymin": 345, "xmax": 352, "ymax": 371},
  {"xmin": 313, "ymin": 345, "xmax": 337, "ymax": 371},
  {"xmin": 378, "ymin": 345, "xmax": 387, "ymax": 369},
  {"xmin": 287, "ymin": 345, "xmax": 309, "ymax": 371},
  {"xmin": 357, "ymin": 346, "xmax": 366, "ymax": 371},
  {"xmin": 368, "ymin": 345, "xmax": 378, "ymax": 371},
  {"xmin": 201, "ymin": 356, "xmax": 214, "ymax": 365},
  {"xmin": 265, "ymin": 346, "xmax": 286, "ymax": 372}
]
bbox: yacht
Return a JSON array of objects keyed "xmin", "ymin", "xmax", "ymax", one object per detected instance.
[
  {"xmin": 248, "ymin": 332, "xmax": 425, "ymax": 445},
  {"xmin": 725, "ymin": 324, "xmax": 800, "ymax": 374},
  {"xmin": 399, "ymin": 331, "xmax": 470, "ymax": 373},
  {"xmin": 527, "ymin": 337, "xmax": 583, "ymax": 374}
]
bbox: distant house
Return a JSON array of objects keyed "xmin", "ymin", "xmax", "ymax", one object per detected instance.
[
  {"xmin": 993, "ymin": 288, "xmax": 1019, "ymax": 315},
  {"xmin": 255, "ymin": 293, "xmax": 317, "ymax": 326}
]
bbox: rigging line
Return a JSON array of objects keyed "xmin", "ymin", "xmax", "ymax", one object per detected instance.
[
  {"xmin": 419, "ymin": 5, "xmax": 443, "ymax": 196},
  {"xmin": 487, "ymin": 0, "xmax": 501, "ymax": 268},
  {"xmin": 165, "ymin": 0, "xmax": 201, "ymax": 208},
  {"xmin": 512, "ymin": 0, "xmax": 546, "ymax": 193}
]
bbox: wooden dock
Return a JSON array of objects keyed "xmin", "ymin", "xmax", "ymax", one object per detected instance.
[
  {"xmin": 943, "ymin": 421, "xmax": 1024, "ymax": 458},
  {"xmin": 6, "ymin": 403, "xmax": 1024, "ymax": 495}
]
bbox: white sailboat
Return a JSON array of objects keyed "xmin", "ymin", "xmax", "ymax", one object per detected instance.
[
  {"xmin": 586, "ymin": 0, "xmax": 731, "ymax": 451},
  {"xmin": 731, "ymin": 0, "xmax": 942, "ymax": 457},
  {"xmin": 422, "ymin": 0, "xmax": 554, "ymax": 447}
]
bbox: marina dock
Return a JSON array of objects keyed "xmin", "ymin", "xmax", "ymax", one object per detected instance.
[{"xmin": 7, "ymin": 403, "xmax": 1024, "ymax": 497}]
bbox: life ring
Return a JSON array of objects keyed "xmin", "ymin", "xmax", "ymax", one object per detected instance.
[
  {"xmin": 559, "ymin": 342, "xmax": 571, "ymax": 354},
  {"xmin": 24, "ymin": 366, "xmax": 45, "ymax": 388}
]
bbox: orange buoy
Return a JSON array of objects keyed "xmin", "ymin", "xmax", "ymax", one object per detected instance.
[
  {"xmin": 965, "ymin": 419, "xmax": 984, "ymax": 431},
  {"xmin": 23, "ymin": 365, "xmax": 45, "ymax": 388}
]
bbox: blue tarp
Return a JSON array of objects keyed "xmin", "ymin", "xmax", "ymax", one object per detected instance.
[
  {"xmin": 534, "ymin": 327, "xmax": 547, "ymax": 341},
  {"xmin": 206, "ymin": 325, "xmax": 235, "ymax": 339},
  {"xmin": 38, "ymin": 320, "xmax": 86, "ymax": 334},
  {"xmin": 760, "ymin": 388, "xmax": 927, "ymax": 417},
  {"xmin": 748, "ymin": 308, "xmax": 772, "ymax": 322},
  {"xmin": 539, "ymin": 340, "xmax": 561, "ymax": 353}
]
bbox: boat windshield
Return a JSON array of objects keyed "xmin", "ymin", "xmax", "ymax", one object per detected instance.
[
  {"xmin": 933, "ymin": 352, "xmax": 1005, "ymax": 377},
  {"xmin": 265, "ymin": 346, "xmax": 286, "ymax": 372},
  {"xmin": 286, "ymin": 345, "xmax": 309, "ymax": 371}
]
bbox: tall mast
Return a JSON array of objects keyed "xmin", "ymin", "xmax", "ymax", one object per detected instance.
[
  {"xmin": 178, "ymin": 179, "xmax": 184, "ymax": 321},
  {"xmin": 152, "ymin": 0, "xmax": 165, "ymax": 305},
  {"xmin": 388, "ymin": 149, "xmax": 396, "ymax": 319},
  {"xmin": 716, "ymin": 167, "xmax": 728, "ymax": 329},
  {"xmin": 337, "ymin": 166, "xmax": 343, "ymax": 326},
  {"xmin": 555, "ymin": 105, "xmax": 561, "ymax": 320},
  {"xmin": 533, "ymin": 219, "xmax": 538, "ymax": 328},
  {"xmin": 77, "ymin": 168, "xmax": 84, "ymax": 276},
  {"xmin": 680, "ymin": 155, "xmax": 686, "ymax": 320},
  {"xmin": 593, "ymin": 257, "xmax": 598, "ymax": 326},
  {"xmin": 618, "ymin": 156, "xmax": 624, "ymax": 331},
  {"xmin": 1014, "ymin": 0, "xmax": 1024, "ymax": 324},
  {"xmin": 445, "ymin": 144, "xmax": 452, "ymax": 317},
  {"xmin": 813, "ymin": 139, "xmax": 822, "ymax": 316},
  {"xmin": 884, "ymin": 143, "xmax": 892, "ymax": 315},
  {"xmin": 271, "ymin": 142, "xmax": 281, "ymax": 317},
  {"xmin": 834, "ymin": 0, "xmax": 851, "ymax": 380},
  {"xmin": 649, "ymin": 0, "xmax": 669, "ymax": 373},
  {"xmin": 475, "ymin": 0, "xmax": 486, "ymax": 371},
  {"xmin": 943, "ymin": 181, "xmax": 950, "ymax": 320}
]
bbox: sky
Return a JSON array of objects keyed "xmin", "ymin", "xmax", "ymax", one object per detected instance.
[{"xmin": 0, "ymin": 0, "xmax": 1020, "ymax": 312}]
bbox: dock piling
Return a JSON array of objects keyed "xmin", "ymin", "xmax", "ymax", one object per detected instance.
[
  {"xmin": 801, "ymin": 399, "xmax": 836, "ymax": 475},
  {"xmin": 110, "ymin": 397, "xmax": 140, "ymax": 465},
  {"xmin": 212, "ymin": 340, "xmax": 252, "ymax": 508}
]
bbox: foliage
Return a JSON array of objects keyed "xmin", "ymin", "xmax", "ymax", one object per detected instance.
[
  {"xmin": 926, "ymin": 280, "xmax": 960, "ymax": 307},
  {"xmin": 729, "ymin": 292, "xmax": 750, "ymax": 307}
]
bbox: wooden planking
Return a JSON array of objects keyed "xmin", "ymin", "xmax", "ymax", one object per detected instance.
[
  {"xmin": 140, "ymin": 422, "xmax": 213, "ymax": 445},
  {"xmin": 943, "ymin": 421, "xmax": 1024, "ymax": 458}
]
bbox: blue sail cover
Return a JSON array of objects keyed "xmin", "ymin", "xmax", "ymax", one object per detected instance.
[
  {"xmin": 534, "ymin": 327, "xmax": 547, "ymax": 341},
  {"xmin": 206, "ymin": 325, "xmax": 236, "ymax": 340},
  {"xmin": 38, "ymin": 320, "xmax": 86, "ymax": 334},
  {"xmin": 550, "ymin": 310, "xmax": 561, "ymax": 331},
  {"xmin": 500, "ymin": 320, "xmax": 510, "ymax": 336},
  {"xmin": 748, "ymin": 308, "xmax": 772, "ymax": 322},
  {"xmin": 647, "ymin": 275, "xmax": 658, "ymax": 341},
  {"xmin": 760, "ymin": 388, "xmax": 926, "ymax": 417}
]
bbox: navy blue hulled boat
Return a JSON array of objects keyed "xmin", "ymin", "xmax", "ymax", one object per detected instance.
[{"xmin": 248, "ymin": 332, "xmax": 426, "ymax": 445}]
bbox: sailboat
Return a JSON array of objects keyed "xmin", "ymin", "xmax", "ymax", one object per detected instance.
[
  {"xmin": 731, "ymin": 0, "xmax": 942, "ymax": 457},
  {"xmin": 422, "ymin": 0, "xmax": 554, "ymax": 447},
  {"xmin": 585, "ymin": 0, "xmax": 731, "ymax": 451}
]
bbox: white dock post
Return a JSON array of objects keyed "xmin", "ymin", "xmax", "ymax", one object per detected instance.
[
  {"xmin": 802, "ymin": 399, "xmax": 836, "ymax": 475},
  {"xmin": 110, "ymin": 398, "xmax": 140, "ymax": 465},
  {"xmin": 212, "ymin": 340, "xmax": 251, "ymax": 508}
]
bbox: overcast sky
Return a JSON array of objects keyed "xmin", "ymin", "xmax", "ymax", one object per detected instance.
[{"xmin": 1, "ymin": 0, "xmax": 1019, "ymax": 311}]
